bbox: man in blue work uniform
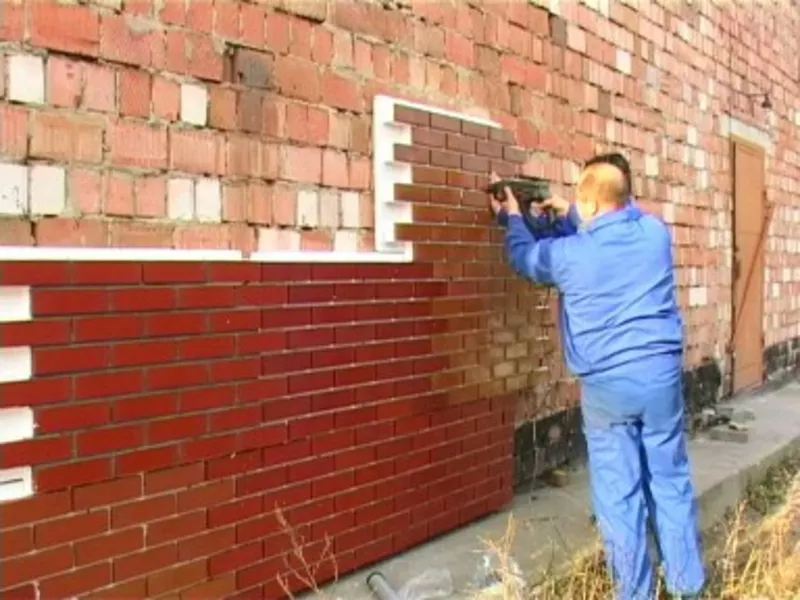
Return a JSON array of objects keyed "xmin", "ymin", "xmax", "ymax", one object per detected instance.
[{"xmin": 490, "ymin": 159, "xmax": 705, "ymax": 600}]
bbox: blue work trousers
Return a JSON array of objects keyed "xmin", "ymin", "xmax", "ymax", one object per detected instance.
[{"xmin": 581, "ymin": 375, "xmax": 706, "ymax": 599}]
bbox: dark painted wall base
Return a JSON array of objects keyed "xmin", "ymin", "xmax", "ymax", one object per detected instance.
[
  {"xmin": 764, "ymin": 336, "xmax": 800, "ymax": 382},
  {"xmin": 513, "ymin": 338, "xmax": 800, "ymax": 491},
  {"xmin": 513, "ymin": 406, "xmax": 585, "ymax": 489}
]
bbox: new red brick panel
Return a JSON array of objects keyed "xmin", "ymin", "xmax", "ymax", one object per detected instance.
[
  {"xmin": 391, "ymin": 105, "xmax": 565, "ymax": 418},
  {"xmin": 0, "ymin": 261, "xmax": 515, "ymax": 598}
]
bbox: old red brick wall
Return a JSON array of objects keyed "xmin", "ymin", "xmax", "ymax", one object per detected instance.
[{"xmin": 1, "ymin": 1, "xmax": 799, "ymax": 598}]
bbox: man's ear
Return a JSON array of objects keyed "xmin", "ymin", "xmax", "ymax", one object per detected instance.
[{"xmin": 579, "ymin": 198, "xmax": 598, "ymax": 219}]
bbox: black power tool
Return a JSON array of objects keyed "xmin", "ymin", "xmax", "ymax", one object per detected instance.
[
  {"xmin": 487, "ymin": 176, "xmax": 554, "ymax": 232},
  {"xmin": 486, "ymin": 175, "xmax": 552, "ymax": 207}
]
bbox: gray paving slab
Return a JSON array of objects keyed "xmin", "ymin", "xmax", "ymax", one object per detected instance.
[{"xmin": 309, "ymin": 380, "xmax": 800, "ymax": 600}]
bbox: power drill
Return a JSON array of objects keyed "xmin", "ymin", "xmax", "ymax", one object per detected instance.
[{"xmin": 486, "ymin": 176, "xmax": 556, "ymax": 234}]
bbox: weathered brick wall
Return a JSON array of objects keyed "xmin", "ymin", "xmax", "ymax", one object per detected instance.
[{"xmin": 1, "ymin": 0, "xmax": 799, "ymax": 598}]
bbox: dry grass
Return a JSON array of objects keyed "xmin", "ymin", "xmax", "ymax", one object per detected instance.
[
  {"xmin": 705, "ymin": 456, "xmax": 800, "ymax": 600},
  {"xmin": 525, "ymin": 467, "xmax": 799, "ymax": 599},
  {"xmin": 278, "ymin": 454, "xmax": 800, "ymax": 600}
]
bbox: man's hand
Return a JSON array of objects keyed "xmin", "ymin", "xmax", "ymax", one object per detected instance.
[
  {"xmin": 489, "ymin": 172, "xmax": 521, "ymax": 216},
  {"xmin": 540, "ymin": 196, "xmax": 571, "ymax": 217}
]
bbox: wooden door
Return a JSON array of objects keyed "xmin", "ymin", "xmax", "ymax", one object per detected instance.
[{"xmin": 731, "ymin": 139, "xmax": 766, "ymax": 393}]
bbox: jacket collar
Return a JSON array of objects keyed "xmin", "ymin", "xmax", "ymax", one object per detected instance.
[{"xmin": 583, "ymin": 202, "xmax": 642, "ymax": 233}]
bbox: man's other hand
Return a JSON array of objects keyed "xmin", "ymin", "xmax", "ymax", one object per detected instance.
[
  {"xmin": 540, "ymin": 196, "xmax": 570, "ymax": 217},
  {"xmin": 488, "ymin": 172, "xmax": 521, "ymax": 216}
]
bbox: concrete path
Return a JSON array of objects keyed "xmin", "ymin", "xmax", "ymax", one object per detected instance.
[{"xmin": 312, "ymin": 380, "xmax": 800, "ymax": 600}]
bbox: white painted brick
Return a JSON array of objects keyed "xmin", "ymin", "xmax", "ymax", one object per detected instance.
[
  {"xmin": 718, "ymin": 115, "xmax": 731, "ymax": 137},
  {"xmin": 548, "ymin": 0, "xmax": 561, "ymax": 17},
  {"xmin": 195, "ymin": 178, "xmax": 222, "ymax": 222},
  {"xmin": 689, "ymin": 286, "xmax": 708, "ymax": 307},
  {"xmin": 297, "ymin": 190, "xmax": 319, "ymax": 228},
  {"xmin": 258, "ymin": 228, "xmax": 301, "ymax": 252},
  {"xmin": 694, "ymin": 149, "xmax": 706, "ymax": 169},
  {"xmin": 605, "ymin": 121, "xmax": 617, "ymax": 143},
  {"xmin": 0, "ymin": 466, "xmax": 33, "ymax": 503},
  {"xmin": 8, "ymin": 54, "xmax": 45, "ymax": 105},
  {"xmin": 334, "ymin": 230, "xmax": 359, "ymax": 253},
  {"xmin": 167, "ymin": 178, "xmax": 195, "ymax": 221},
  {"xmin": 340, "ymin": 191, "xmax": 361, "ymax": 228},
  {"xmin": 645, "ymin": 155, "xmax": 659, "ymax": 177},
  {"xmin": 662, "ymin": 203, "xmax": 675, "ymax": 224},
  {"xmin": 0, "ymin": 287, "xmax": 31, "ymax": 323},
  {"xmin": 0, "ymin": 163, "xmax": 29, "ymax": 216},
  {"xmin": 768, "ymin": 110, "xmax": 777, "ymax": 129},
  {"xmin": 677, "ymin": 22, "xmax": 691, "ymax": 43},
  {"xmin": 0, "ymin": 347, "xmax": 32, "ymax": 383},
  {"xmin": 615, "ymin": 49, "xmax": 632, "ymax": 75},
  {"xmin": 0, "ymin": 407, "xmax": 34, "ymax": 444},
  {"xmin": 687, "ymin": 126, "xmax": 697, "ymax": 146},
  {"xmin": 94, "ymin": 0, "xmax": 122, "ymax": 9},
  {"xmin": 29, "ymin": 165, "xmax": 66, "ymax": 216},
  {"xmin": 696, "ymin": 170, "xmax": 709, "ymax": 190},
  {"xmin": 180, "ymin": 83, "xmax": 208, "ymax": 126},
  {"xmin": 319, "ymin": 190, "xmax": 340, "ymax": 229},
  {"xmin": 566, "ymin": 26, "xmax": 586, "ymax": 54}
]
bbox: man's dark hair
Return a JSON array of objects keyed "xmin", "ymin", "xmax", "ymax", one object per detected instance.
[{"xmin": 585, "ymin": 153, "xmax": 632, "ymax": 197}]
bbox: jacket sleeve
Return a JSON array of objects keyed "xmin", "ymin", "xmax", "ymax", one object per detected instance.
[
  {"xmin": 498, "ymin": 206, "xmax": 581, "ymax": 239},
  {"xmin": 496, "ymin": 209, "xmax": 547, "ymax": 240},
  {"xmin": 505, "ymin": 214, "xmax": 569, "ymax": 287},
  {"xmin": 550, "ymin": 204, "xmax": 582, "ymax": 237},
  {"xmin": 496, "ymin": 209, "xmax": 510, "ymax": 228}
]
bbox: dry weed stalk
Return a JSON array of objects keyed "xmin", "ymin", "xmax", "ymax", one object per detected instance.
[
  {"xmin": 473, "ymin": 515, "xmax": 526, "ymax": 599},
  {"xmin": 711, "ymin": 471, "xmax": 800, "ymax": 599},
  {"xmin": 475, "ymin": 466, "xmax": 799, "ymax": 599},
  {"xmin": 274, "ymin": 505, "xmax": 339, "ymax": 600},
  {"xmin": 281, "ymin": 461, "xmax": 799, "ymax": 600}
]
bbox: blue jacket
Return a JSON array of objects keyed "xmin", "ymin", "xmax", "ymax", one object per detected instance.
[{"xmin": 498, "ymin": 203, "xmax": 684, "ymax": 386}]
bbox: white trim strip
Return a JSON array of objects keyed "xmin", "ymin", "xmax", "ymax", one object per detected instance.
[
  {"xmin": 719, "ymin": 115, "xmax": 774, "ymax": 152},
  {"xmin": 0, "ymin": 247, "xmax": 244, "ymax": 262},
  {"xmin": 0, "ymin": 292, "xmax": 35, "ymax": 503},
  {"xmin": 0, "ymin": 467, "xmax": 34, "ymax": 503},
  {"xmin": 0, "ymin": 246, "xmax": 418, "ymax": 264},
  {"xmin": 0, "ymin": 286, "xmax": 31, "ymax": 323},
  {"xmin": 374, "ymin": 95, "xmax": 415, "ymax": 262},
  {"xmin": 0, "ymin": 407, "xmax": 35, "ymax": 445},
  {"xmin": 250, "ymin": 251, "xmax": 411, "ymax": 263},
  {"xmin": 0, "ymin": 346, "xmax": 32, "ymax": 383}
]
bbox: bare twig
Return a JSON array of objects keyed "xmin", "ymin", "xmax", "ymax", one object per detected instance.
[{"xmin": 273, "ymin": 504, "xmax": 339, "ymax": 600}]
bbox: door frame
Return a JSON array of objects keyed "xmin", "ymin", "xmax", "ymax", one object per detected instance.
[{"xmin": 729, "ymin": 134, "xmax": 767, "ymax": 394}]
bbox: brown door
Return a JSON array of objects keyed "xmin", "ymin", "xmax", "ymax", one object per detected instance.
[{"xmin": 731, "ymin": 139, "xmax": 766, "ymax": 393}]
